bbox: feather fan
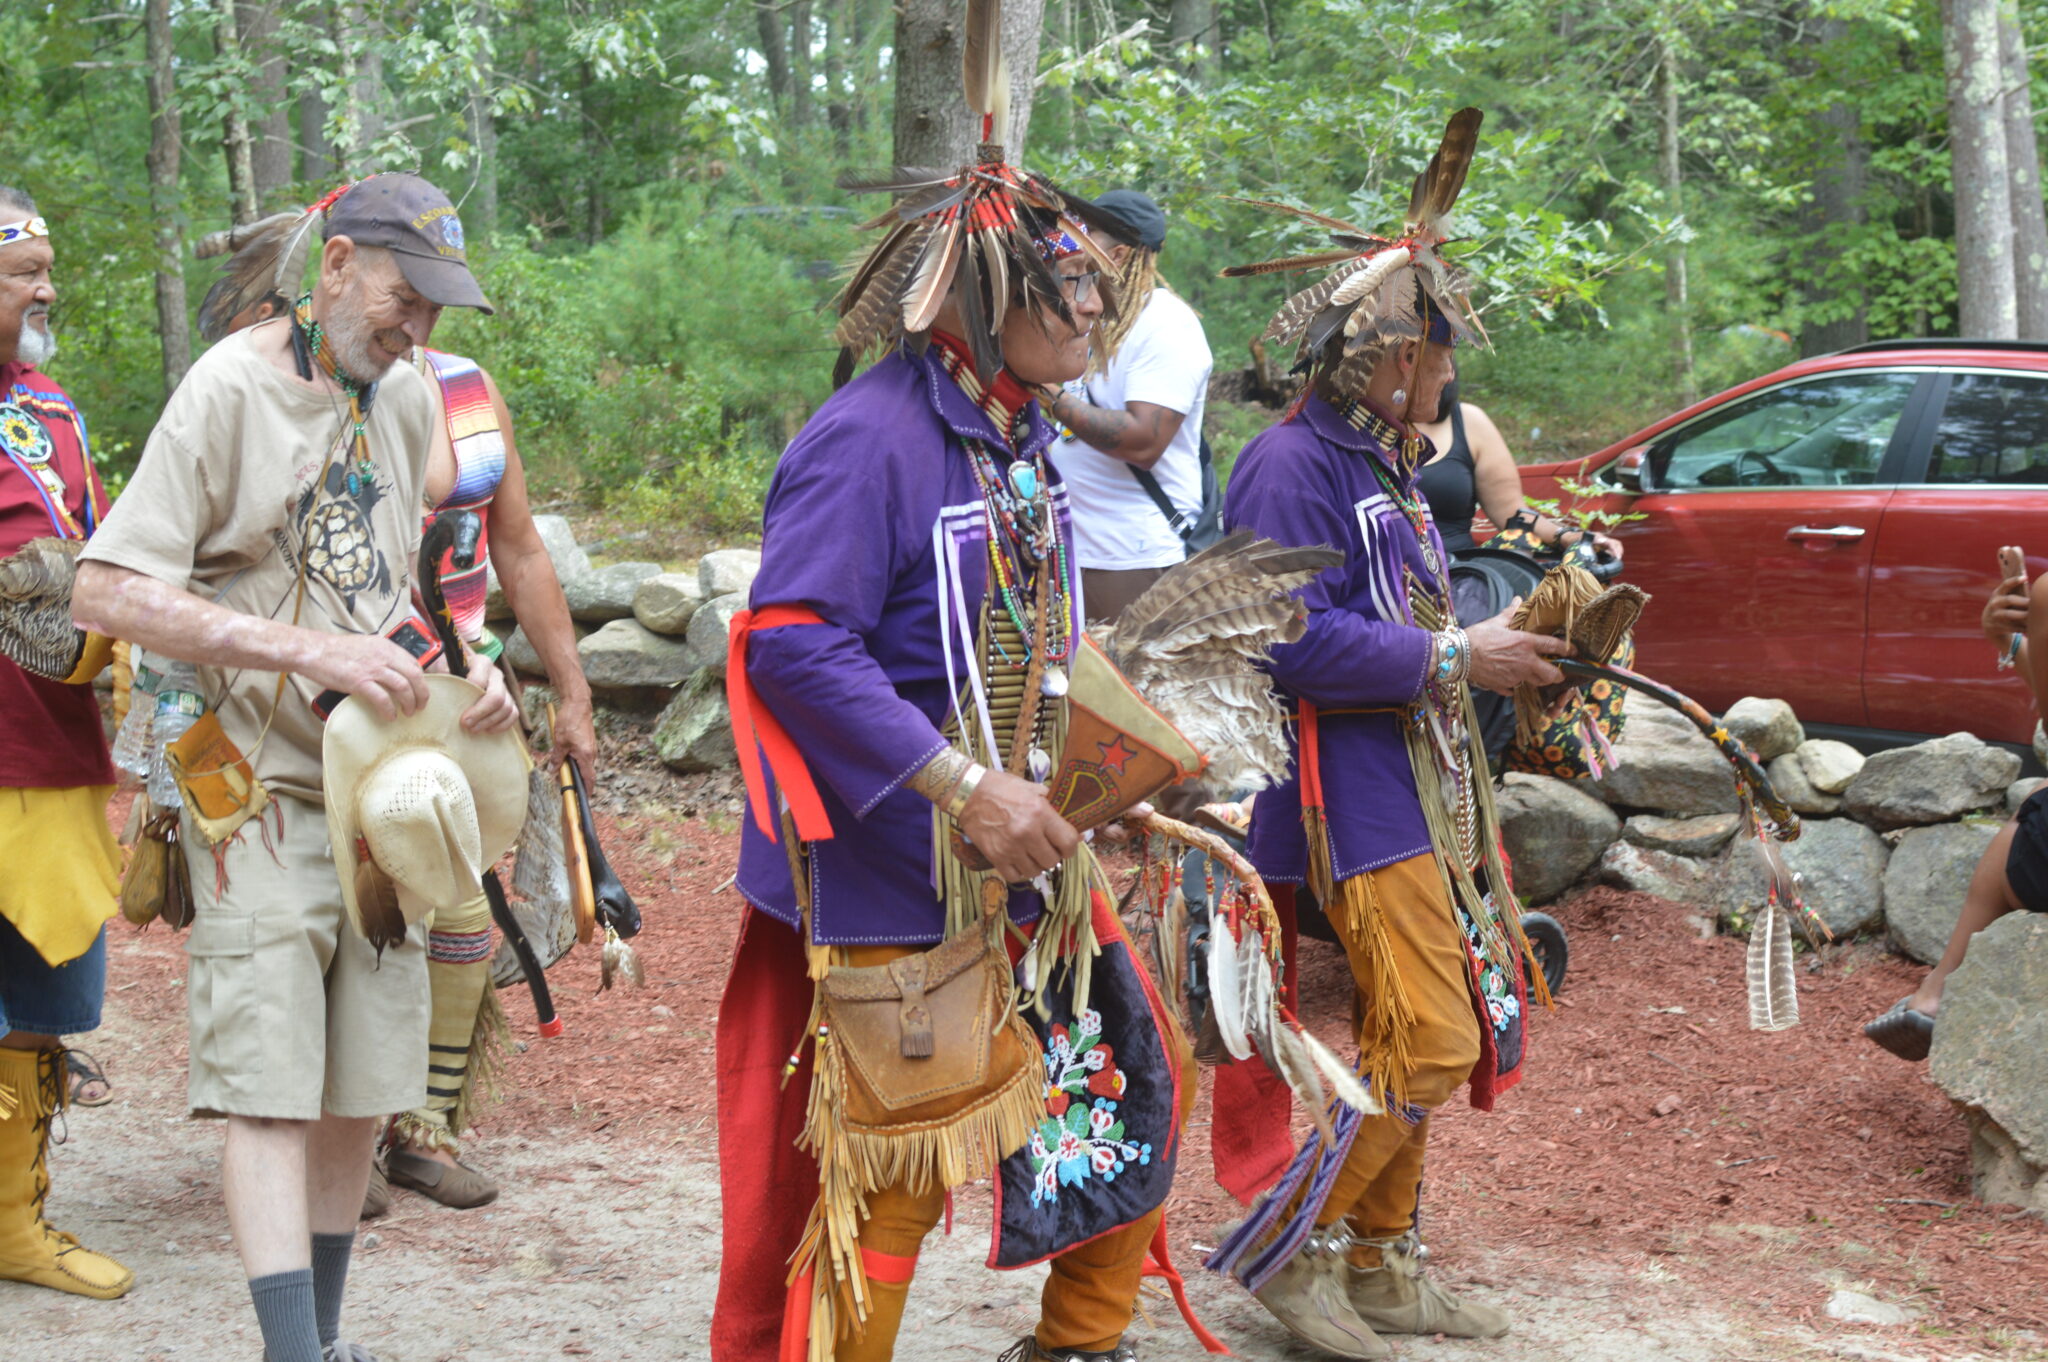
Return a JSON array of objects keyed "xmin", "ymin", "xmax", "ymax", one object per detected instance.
[
  {"xmin": 0, "ymin": 537, "xmax": 88, "ymax": 682},
  {"xmin": 1093, "ymin": 532, "xmax": 1340, "ymax": 794}
]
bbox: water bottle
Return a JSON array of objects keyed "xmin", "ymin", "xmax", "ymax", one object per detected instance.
[
  {"xmin": 145, "ymin": 660, "xmax": 204, "ymax": 809},
  {"xmin": 110, "ymin": 651, "xmax": 157, "ymax": 779}
]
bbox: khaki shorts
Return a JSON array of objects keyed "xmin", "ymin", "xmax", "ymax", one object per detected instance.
[{"xmin": 181, "ymin": 794, "xmax": 429, "ymax": 1120}]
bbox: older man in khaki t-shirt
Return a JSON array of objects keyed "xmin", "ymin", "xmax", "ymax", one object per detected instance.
[{"xmin": 73, "ymin": 174, "xmax": 512, "ymax": 1362}]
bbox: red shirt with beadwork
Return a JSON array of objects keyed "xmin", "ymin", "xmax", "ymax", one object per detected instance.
[{"xmin": 0, "ymin": 361, "xmax": 115, "ymax": 789}]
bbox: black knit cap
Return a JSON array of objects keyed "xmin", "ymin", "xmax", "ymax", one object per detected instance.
[{"xmin": 1091, "ymin": 190, "xmax": 1167, "ymax": 251}]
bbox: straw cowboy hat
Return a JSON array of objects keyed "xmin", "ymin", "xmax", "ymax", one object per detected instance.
[{"xmin": 323, "ymin": 674, "xmax": 531, "ymax": 947}]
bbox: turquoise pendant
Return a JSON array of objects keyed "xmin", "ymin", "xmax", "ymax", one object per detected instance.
[{"xmin": 1009, "ymin": 461, "xmax": 1039, "ymax": 501}]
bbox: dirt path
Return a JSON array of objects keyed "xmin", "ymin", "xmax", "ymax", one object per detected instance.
[{"xmin": 10, "ymin": 789, "xmax": 2043, "ymax": 1362}]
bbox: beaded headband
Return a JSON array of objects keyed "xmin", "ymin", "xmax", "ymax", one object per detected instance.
[{"xmin": 0, "ymin": 217, "xmax": 49, "ymax": 249}]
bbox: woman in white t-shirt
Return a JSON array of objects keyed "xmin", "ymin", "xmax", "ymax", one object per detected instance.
[{"xmin": 1041, "ymin": 190, "xmax": 1214, "ymax": 623}]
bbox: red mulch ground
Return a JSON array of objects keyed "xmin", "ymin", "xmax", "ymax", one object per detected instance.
[{"xmin": 102, "ymin": 779, "xmax": 2047, "ymax": 1352}]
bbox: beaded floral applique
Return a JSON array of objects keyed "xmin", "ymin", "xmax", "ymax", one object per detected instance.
[{"xmin": 1027, "ymin": 1008, "xmax": 1153, "ymax": 1205}]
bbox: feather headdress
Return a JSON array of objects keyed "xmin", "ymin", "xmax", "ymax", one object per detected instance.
[
  {"xmin": 1224, "ymin": 107, "xmax": 1489, "ymax": 378},
  {"xmin": 829, "ymin": 0, "xmax": 1120, "ymax": 387},
  {"xmin": 194, "ymin": 183, "xmax": 358, "ymax": 344}
]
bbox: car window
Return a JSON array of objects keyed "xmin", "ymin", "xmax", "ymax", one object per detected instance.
[
  {"xmin": 1928, "ymin": 372, "xmax": 2048, "ymax": 484},
  {"xmin": 1649, "ymin": 371, "xmax": 1916, "ymax": 491}
]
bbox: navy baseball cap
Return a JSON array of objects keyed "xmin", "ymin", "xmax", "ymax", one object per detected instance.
[
  {"xmin": 1092, "ymin": 190, "xmax": 1167, "ymax": 252},
  {"xmin": 324, "ymin": 174, "xmax": 492, "ymax": 313}
]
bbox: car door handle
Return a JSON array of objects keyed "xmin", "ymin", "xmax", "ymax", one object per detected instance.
[{"xmin": 1785, "ymin": 524, "xmax": 1867, "ymax": 542}]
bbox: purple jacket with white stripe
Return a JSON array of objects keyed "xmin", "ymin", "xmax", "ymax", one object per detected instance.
[
  {"xmin": 732, "ymin": 348, "xmax": 1076, "ymax": 945},
  {"xmin": 1222, "ymin": 394, "xmax": 1443, "ymax": 885}
]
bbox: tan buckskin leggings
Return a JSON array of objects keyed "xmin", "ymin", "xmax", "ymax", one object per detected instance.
[{"xmin": 1311, "ymin": 852, "xmax": 1481, "ymax": 1264}]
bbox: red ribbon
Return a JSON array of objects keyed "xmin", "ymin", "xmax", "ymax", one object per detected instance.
[
  {"xmin": 726, "ymin": 604, "xmax": 836, "ymax": 844},
  {"xmin": 1297, "ymin": 701, "xmax": 1325, "ymax": 816}
]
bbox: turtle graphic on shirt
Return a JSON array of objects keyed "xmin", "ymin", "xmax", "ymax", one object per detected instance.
[{"xmin": 295, "ymin": 460, "xmax": 393, "ymax": 608}]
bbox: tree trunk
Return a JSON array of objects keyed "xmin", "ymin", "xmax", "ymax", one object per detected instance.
[
  {"xmin": 239, "ymin": 1, "xmax": 293, "ymax": 204},
  {"xmin": 1799, "ymin": 20, "xmax": 1870, "ymax": 355},
  {"xmin": 301, "ymin": 87, "xmax": 335, "ymax": 184},
  {"xmin": 1169, "ymin": 0, "xmax": 1219, "ymax": 80},
  {"xmin": 145, "ymin": 0, "xmax": 191, "ymax": 391},
  {"xmin": 579, "ymin": 61, "xmax": 603, "ymax": 245},
  {"xmin": 791, "ymin": 0, "xmax": 815, "ymax": 127},
  {"xmin": 214, "ymin": 0, "xmax": 259, "ymax": 225},
  {"xmin": 825, "ymin": 0, "xmax": 852, "ymax": 152},
  {"xmin": 468, "ymin": 0, "xmax": 499, "ymax": 238},
  {"xmin": 1656, "ymin": 34, "xmax": 1695, "ymax": 405},
  {"xmin": 338, "ymin": 2, "xmax": 385, "ymax": 169},
  {"xmin": 2000, "ymin": 3, "xmax": 2048, "ymax": 338},
  {"xmin": 756, "ymin": 0, "xmax": 791, "ymax": 109},
  {"xmin": 1943, "ymin": 0, "xmax": 2019, "ymax": 337},
  {"xmin": 892, "ymin": 0, "xmax": 1044, "ymax": 168}
]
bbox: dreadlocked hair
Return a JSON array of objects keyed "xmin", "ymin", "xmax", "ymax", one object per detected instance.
[{"xmin": 1088, "ymin": 246, "xmax": 1167, "ymax": 376}]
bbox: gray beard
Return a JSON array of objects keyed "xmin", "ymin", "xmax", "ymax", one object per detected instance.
[
  {"xmin": 318, "ymin": 304, "xmax": 383, "ymax": 387},
  {"xmin": 15, "ymin": 315, "xmax": 54, "ymax": 367}
]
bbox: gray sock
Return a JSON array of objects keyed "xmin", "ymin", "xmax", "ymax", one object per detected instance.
[
  {"xmin": 249, "ymin": 1268, "xmax": 322, "ymax": 1362},
  {"xmin": 311, "ymin": 1231, "xmax": 356, "ymax": 1348}
]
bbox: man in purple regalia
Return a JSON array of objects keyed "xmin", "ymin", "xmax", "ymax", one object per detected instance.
[
  {"xmin": 1204, "ymin": 110, "xmax": 1571, "ymax": 1359},
  {"xmin": 709, "ymin": 68, "xmax": 1208, "ymax": 1359}
]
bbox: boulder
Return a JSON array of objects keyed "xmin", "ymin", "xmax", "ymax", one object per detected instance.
[
  {"xmin": 504, "ymin": 622, "xmax": 588, "ymax": 678},
  {"xmin": 1618, "ymin": 688, "xmax": 1702, "ymax": 744},
  {"xmin": 1842, "ymin": 733, "xmax": 2019, "ymax": 830},
  {"xmin": 2035, "ymin": 720, "xmax": 2047, "ymax": 768},
  {"xmin": 532, "ymin": 513, "xmax": 593, "ymax": 584},
  {"xmin": 1883, "ymin": 821, "xmax": 2000, "ymax": 965},
  {"xmin": 1588, "ymin": 739, "xmax": 1741, "ymax": 816},
  {"xmin": 698, "ymin": 548, "xmax": 762, "ymax": 601},
  {"xmin": 1595, "ymin": 840, "xmax": 1717, "ymax": 906},
  {"xmin": 653, "ymin": 670, "xmax": 738, "ymax": 773},
  {"xmin": 1622, "ymin": 812, "xmax": 1740, "ymax": 858},
  {"xmin": 1766, "ymin": 752, "xmax": 1842, "ymax": 816},
  {"xmin": 2008, "ymin": 777, "xmax": 2048, "ymax": 814},
  {"xmin": 577, "ymin": 619, "xmax": 695, "ymax": 691},
  {"xmin": 483, "ymin": 563, "xmax": 513, "ymax": 621},
  {"xmin": 517, "ymin": 683, "xmax": 559, "ymax": 738},
  {"xmin": 1496, "ymin": 773, "xmax": 1621, "ymax": 903},
  {"xmin": 633, "ymin": 573, "xmax": 706, "ymax": 637},
  {"xmin": 686, "ymin": 592, "xmax": 750, "ymax": 676},
  {"xmin": 564, "ymin": 561, "xmax": 663, "ymax": 624},
  {"xmin": 1796, "ymin": 738, "xmax": 1864, "ymax": 795},
  {"xmin": 1716, "ymin": 817, "xmax": 1887, "ymax": 938},
  {"xmin": 1929, "ymin": 912, "xmax": 2048, "ymax": 1215},
  {"xmin": 1721, "ymin": 697, "xmax": 1803, "ymax": 762}
]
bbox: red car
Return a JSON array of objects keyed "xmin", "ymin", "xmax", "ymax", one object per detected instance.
[{"xmin": 1517, "ymin": 340, "xmax": 2048, "ymax": 748}]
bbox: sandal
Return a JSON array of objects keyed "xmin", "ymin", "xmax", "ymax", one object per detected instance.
[
  {"xmin": 1863, "ymin": 995, "xmax": 1935, "ymax": 1061},
  {"xmin": 65, "ymin": 1049, "xmax": 112, "ymax": 1107}
]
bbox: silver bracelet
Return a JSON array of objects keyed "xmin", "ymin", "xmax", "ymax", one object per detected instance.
[
  {"xmin": 943, "ymin": 762, "xmax": 987, "ymax": 819},
  {"xmin": 1432, "ymin": 627, "xmax": 1471, "ymax": 686}
]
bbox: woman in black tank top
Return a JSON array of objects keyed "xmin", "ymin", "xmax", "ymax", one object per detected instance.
[{"xmin": 1411, "ymin": 377, "xmax": 1623, "ymax": 561}]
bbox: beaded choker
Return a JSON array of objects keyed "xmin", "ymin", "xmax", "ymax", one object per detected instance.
[{"xmin": 929, "ymin": 331, "xmax": 1033, "ymax": 447}]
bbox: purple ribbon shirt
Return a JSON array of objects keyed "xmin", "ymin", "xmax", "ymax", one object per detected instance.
[
  {"xmin": 1222, "ymin": 394, "xmax": 1446, "ymax": 884},
  {"xmin": 733, "ymin": 348, "xmax": 1078, "ymax": 945}
]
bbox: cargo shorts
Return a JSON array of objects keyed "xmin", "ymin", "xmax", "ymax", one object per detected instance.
[{"xmin": 181, "ymin": 793, "xmax": 429, "ymax": 1120}]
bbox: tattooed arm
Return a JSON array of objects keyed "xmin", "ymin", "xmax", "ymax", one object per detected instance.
[{"xmin": 1041, "ymin": 388, "xmax": 1187, "ymax": 472}]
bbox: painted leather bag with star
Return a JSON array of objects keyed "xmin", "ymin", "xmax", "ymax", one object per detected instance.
[{"xmin": 1045, "ymin": 634, "xmax": 1204, "ymax": 831}]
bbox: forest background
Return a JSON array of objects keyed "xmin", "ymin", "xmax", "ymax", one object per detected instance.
[{"xmin": 5, "ymin": 0, "xmax": 2043, "ymax": 543}]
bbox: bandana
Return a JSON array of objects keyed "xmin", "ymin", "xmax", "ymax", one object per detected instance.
[{"xmin": 0, "ymin": 217, "xmax": 49, "ymax": 249}]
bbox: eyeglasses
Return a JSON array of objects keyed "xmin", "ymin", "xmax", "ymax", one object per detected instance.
[{"xmin": 1057, "ymin": 270, "xmax": 1100, "ymax": 305}]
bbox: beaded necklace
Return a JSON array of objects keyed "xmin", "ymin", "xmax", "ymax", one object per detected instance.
[
  {"xmin": 292, "ymin": 294, "xmax": 379, "ymax": 497},
  {"xmin": 1341, "ymin": 397, "xmax": 1445, "ymax": 586}
]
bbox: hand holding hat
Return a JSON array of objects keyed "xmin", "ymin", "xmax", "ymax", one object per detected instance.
[{"xmin": 324, "ymin": 674, "xmax": 532, "ymax": 948}]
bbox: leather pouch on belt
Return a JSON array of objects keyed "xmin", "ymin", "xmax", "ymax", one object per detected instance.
[
  {"xmin": 813, "ymin": 920, "xmax": 1040, "ymax": 1136},
  {"xmin": 164, "ymin": 712, "xmax": 270, "ymax": 847}
]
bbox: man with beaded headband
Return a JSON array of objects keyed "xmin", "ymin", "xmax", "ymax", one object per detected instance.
[
  {"xmin": 0, "ymin": 185, "xmax": 135, "ymax": 1303},
  {"xmin": 710, "ymin": 1, "xmax": 1225, "ymax": 1356},
  {"xmin": 73, "ymin": 173, "xmax": 515, "ymax": 1362},
  {"xmin": 1202, "ymin": 110, "xmax": 1571, "ymax": 1358}
]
